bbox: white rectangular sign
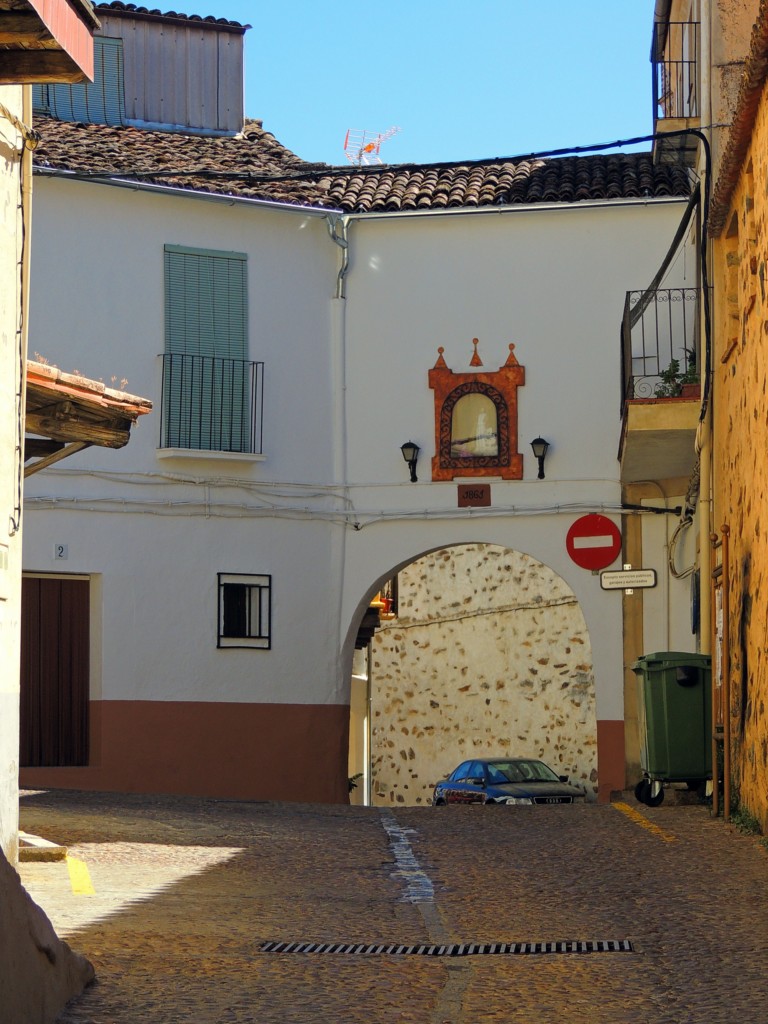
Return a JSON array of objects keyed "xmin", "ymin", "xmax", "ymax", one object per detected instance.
[{"xmin": 600, "ymin": 569, "xmax": 657, "ymax": 590}]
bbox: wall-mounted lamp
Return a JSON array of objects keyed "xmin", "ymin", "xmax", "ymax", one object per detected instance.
[
  {"xmin": 530, "ymin": 436, "xmax": 550, "ymax": 479},
  {"xmin": 400, "ymin": 441, "xmax": 420, "ymax": 482}
]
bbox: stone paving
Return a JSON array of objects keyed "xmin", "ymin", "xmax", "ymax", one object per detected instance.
[{"xmin": 17, "ymin": 789, "xmax": 768, "ymax": 1023}]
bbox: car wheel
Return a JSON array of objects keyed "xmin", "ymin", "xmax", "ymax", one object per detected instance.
[
  {"xmin": 434, "ymin": 798, "xmax": 446, "ymax": 806},
  {"xmin": 634, "ymin": 779, "xmax": 651, "ymax": 805}
]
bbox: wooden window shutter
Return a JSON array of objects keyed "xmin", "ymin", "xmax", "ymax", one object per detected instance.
[
  {"xmin": 163, "ymin": 246, "xmax": 249, "ymax": 450},
  {"xmin": 33, "ymin": 37, "xmax": 126, "ymax": 126}
]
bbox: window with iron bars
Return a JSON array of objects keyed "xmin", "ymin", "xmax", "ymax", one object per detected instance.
[{"xmin": 218, "ymin": 573, "xmax": 271, "ymax": 649}]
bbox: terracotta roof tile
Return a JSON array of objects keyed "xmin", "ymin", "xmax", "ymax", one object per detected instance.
[
  {"xmin": 32, "ymin": 117, "xmax": 692, "ymax": 213},
  {"xmin": 94, "ymin": 2, "xmax": 248, "ymax": 30}
]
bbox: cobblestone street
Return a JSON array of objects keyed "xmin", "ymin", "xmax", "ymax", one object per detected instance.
[{"xmin": 18, "ymin": 789, "xmax": 768, "ymax": 1023}]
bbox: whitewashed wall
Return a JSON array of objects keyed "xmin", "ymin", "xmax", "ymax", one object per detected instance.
[
  {"xmin": 23, "ymin": 180, "xmax": 695, "ymax": 801},
  {"xmin": 25, "ymin": 180, "xmax": 345, "ymax": 708},
  {"xmin": 0, "ymin": 85, "xmax": 23, "ymax": 861},
  {"xmin": 339, "ymin": 199, "xmax": 696, "ymax": 731}
]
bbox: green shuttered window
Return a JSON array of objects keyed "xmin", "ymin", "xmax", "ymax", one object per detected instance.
[
  {"xmin": 163, "ymin": 245, "xmax": 252, "ymax": 452},
  {"xmin": 33, "ymin": 37, "xmax": 126, "ymax": 126}
]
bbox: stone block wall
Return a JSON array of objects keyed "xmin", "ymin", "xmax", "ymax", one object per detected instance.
[
  {"xmin": 369, "ymin": 544, "xmax": 597, "ymax": 805},
  {"xmin": 713, "ymin": 75, "xmax": 768, "ymax": 830}
]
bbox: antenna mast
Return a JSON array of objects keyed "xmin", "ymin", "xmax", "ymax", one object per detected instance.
[{"xmin": 343, "ymin": 127, "xmax": 401, "ymax": 165}]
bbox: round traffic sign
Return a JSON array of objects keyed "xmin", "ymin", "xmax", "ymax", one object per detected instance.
[{"xmin": 566, "ymin": 514, "xmax": 622, "ymax": 571}]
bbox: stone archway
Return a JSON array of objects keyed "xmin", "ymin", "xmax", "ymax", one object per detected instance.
[{"xmin": 366, "ymin": 543, "xmax": 597, "ymax": 806}]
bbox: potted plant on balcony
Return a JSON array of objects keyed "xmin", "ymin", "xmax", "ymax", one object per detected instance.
[{"xmin": 654, "ymin": 350, "xmax": 700, "ymax": 398}]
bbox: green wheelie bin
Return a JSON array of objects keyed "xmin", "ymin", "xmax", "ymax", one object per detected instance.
[{"xmin": 632, "ymin": 651, "xmax": 712, "ymax": 806}]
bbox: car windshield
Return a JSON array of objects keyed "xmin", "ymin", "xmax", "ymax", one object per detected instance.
[{"xmin": 486, "ymin": 760, "xmax": 561, "ymax": 784}]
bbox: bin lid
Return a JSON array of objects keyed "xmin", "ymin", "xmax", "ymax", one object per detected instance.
[{"xmin": 632, "ymin": 651, "xmax": 711, "ymax": 672}]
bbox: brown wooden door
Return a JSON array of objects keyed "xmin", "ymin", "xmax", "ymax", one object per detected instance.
[{"xmin": 20, "ymin": 576, "xmax": 89, "ymax": 766}]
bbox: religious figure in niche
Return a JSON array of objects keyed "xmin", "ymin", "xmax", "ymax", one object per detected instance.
[
  {"xmin": 450, "ymin": 394, "xmax": 499, "ymax": 457},
  {"xmin": 428, "ymin": 339, "xmax": 525, "ymax": 481}
]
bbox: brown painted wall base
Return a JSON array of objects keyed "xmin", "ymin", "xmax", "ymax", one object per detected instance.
[
  {"xmin": 20, "ymin": 701, "xmax": 350, "ymax": 804},
  {"xmin": 597, "ymin": 719, "xmax": 626, "ymax": 803}
]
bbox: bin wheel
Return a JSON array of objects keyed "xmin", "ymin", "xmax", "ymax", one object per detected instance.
[
  {"xmin": 634, "ymin": 779, "xmax": 651, "ymax": 804},
  {"xmin": 645, "ymin": 785, "xmax": 665, "ymax": 807}
]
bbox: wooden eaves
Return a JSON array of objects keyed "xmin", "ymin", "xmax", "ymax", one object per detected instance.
[
  {"xmin": 0, "ymin": 0, "xmax": 100, "ymax": 84},
  {"xmin": 24, "ymin": 360, "xmax": 152, "ymax": 477}
]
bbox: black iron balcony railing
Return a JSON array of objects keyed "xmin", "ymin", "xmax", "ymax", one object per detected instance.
[
  {"xmin": 621, "ymin": 288, "xmax": 700, "ymax": 413},
  {"xmin": 160, "ymin": 353, "xmax": 264, "ymax": 454},
  {"xmin": 652, "ymin": 21, "xmax": 700, "ymax": 120}
]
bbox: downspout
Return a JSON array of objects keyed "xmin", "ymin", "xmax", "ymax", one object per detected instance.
[
  {"xmin": 696, "ymin": 1, "xmax": 724, "ymax": 811},
  {"xmin": 326, "ymin": 214, "xmax": 355, "ymax": 792},
  {"xmin": 6, "ymin": 88, "xmax": 36, "ymax": 538},
  {"xmin": 327, "ymin": 213, "xmax": 350, "ymax": 481},
  {"xmin": 19, "ymin": 89, "xmax": 35, "ymax": 503},
  {"xmin": 697, "ymin": 0, "xmax": 712, "ymax": 660}
]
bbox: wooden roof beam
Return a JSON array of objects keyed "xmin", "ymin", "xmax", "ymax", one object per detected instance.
[{"xmin": 24, "ymin": 440, "xmax": 91, "ymax": 477}]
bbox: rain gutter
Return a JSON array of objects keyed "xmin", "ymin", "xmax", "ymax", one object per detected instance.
[
  {"xmin": 32, "ymin": 165, "xmax": 342, "ymax": 218},
  {"xmin": 340, "ymin": 195, "xmax": 690, "ymax": 224}
]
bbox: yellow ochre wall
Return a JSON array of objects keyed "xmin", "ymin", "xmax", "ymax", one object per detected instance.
[{"xmin": 713, "ymin": 76, "xmax": 768, "ymax": 830}]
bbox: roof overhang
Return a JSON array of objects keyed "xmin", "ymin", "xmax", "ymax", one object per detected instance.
[
  {"xmin": 24, "ymin": 360, "xmax": 152, "ymax": 477},
  {"xmin": 0, "ymin": 0, "xmax": 99, "ymax": 84}
]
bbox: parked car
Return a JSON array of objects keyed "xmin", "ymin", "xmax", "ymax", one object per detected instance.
[{"xmin": 432, "ymin": 758, "xmax": 585, "ymax": 806}]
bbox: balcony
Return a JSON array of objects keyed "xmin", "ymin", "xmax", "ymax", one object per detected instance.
[
  {"xmin": 619, "ymin": 288, "xmax": 700, "ymax": 484},
  {"xmin": 652, "ymin": 21, "xmax": 700, "ymax": 165},
  {"xmin": 159, "ymin": 353, "xmax": 264, "ymax": 456}
]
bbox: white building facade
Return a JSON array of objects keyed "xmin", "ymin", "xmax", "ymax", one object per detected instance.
[
  {"xmin": 20, "ymin": 3, "xmax": 701, "ymax": 805},
  {"xmin": 21, "ymin": 163, "xmax": 697, "ymax": 803}
]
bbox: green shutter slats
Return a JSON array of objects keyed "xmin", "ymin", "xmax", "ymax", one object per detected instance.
[
  {"xmin": 34, "ymin": 37, "xmax": 126, "ymax": 126},
  {"xmin": 163, "ymin": 246, "xmax": 253, "ymax": 453}
]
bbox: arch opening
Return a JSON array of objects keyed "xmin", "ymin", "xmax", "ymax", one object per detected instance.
[{"xmin": 348, "ymin": 542, "xmax": 597, "ymax": 807}]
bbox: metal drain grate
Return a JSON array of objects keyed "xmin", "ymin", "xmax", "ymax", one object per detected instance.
[{"xmin": 260, "ymin": 939, "xmax": 633, "ymax": 957}]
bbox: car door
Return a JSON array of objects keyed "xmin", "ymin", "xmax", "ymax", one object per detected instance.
[
  {"xmin": 445, "ymin": 761, "xmax": 473, "ymax": 804},
  {"xmin": 464, "ymin": 761, "xmax": 487, "ymax": 804}
]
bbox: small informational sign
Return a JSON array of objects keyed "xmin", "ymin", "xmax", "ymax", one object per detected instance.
[
  {"xmin": 600, "ymin": 569, "xmax": 657, "ymax": 591},
  {"xmin": 458, "ymin": 484, "xmax": 491, "ymax": 507},
  {"xmin": 566, "ymin": 514, "xmax": 622, "ymax": 571}
]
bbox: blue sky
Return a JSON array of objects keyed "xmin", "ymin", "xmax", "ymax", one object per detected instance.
[{"xmin": 180, "ymin": 1, "xmax": 658, "ymax": 166}]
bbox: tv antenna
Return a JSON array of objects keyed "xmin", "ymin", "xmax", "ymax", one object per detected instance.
[{"xmin": 343, "ymin": 127, "xmax": 401, "ymax": 165}]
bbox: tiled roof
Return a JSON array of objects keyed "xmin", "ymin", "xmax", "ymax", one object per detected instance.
[
  {"xmin": 32, "ymin": 117, "xmax": 692, "ymax": 213},
  {"xmin": 316, "ymin": 154, "xmax": 691, "ymax": 212},
  {"xmin": 94, "ymin": 2, "xmax": 248, "ymax": 30}
]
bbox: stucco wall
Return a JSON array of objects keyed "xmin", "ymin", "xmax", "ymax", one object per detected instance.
[
  {"xmin": 369, "ymin": 544, "xmax": 596, "ymax": 805},
  {"xmin": 713, "ymin": 75, "xmax": 768, "ymax": 829},
  {"xmin": 0, "ymin": 84, "xmax": 23, "ymax": 864},
  {"xmin": 23, "ymin": 178, "xmax": 694, "ymax": 803}
]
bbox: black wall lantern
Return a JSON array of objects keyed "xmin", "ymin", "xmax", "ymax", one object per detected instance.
[
  {"xmin": 530, "ymin": 436, "xmax": 549, "ymax": 479},
  {"xmin": 400, "ymin": 441, "xmax": 420, "ymax": 482}
]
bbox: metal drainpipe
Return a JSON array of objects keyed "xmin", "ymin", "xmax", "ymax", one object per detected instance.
[
  {"xmin": 326, "ymin": 214, "xmax": 354, "ymax": 786},
  {"xmin": 327, "ymin": 213, "xmax": 350, "ymax": 487},
  {"xmin": 698, "ymin": 0, "xmax": 712, "ymax": 661},
  {"xmin": 697, "ymin": 0, "xmax": 725, "ymax": 813},
  {"xmin": 19, "ymin": 85, "xmax": 34, "ymax": 525}
]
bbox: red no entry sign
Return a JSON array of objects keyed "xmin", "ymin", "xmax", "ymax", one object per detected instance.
[{"xmin": 566, "ymin": 514, "xmax": 622, "ymax": 571}]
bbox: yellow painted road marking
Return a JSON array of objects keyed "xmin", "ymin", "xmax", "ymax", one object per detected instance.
[
  {"xmin": 613, "ymin": 802, "xmax": 678, "ymax": 843},
  {"xmin": 66, "ymin": 856, "xmax": 95, "ymax": 895}
]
